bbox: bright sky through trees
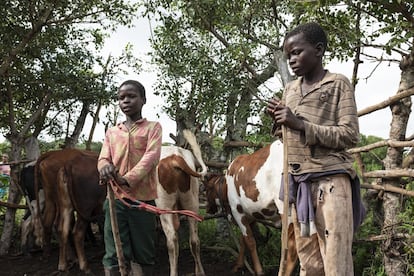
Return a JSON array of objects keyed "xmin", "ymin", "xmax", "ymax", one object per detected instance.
[{"xmin": 96, "ymin": 16, "xmax": 412, "ymax": 143}]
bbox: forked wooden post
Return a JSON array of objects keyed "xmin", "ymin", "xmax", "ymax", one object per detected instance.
[
  {"xmin": 107, "ymin": 184, "xmax": 128, "ymax": 276},
  {"xmin": 279, "ymin": 126, "xmax": 290, "ymax": 276}
]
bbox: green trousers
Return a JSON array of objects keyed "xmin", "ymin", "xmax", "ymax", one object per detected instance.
[{"xmin": 102, "ymin": 199, "xmax": 156, "ymax": 269}]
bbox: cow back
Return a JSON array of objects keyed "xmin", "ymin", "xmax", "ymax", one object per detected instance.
[
  {"xmin": 227, "ymin": 145, "xmax": 271, "ymax": 201},
  {"xmin": 65, "ymin": 152, "xmax": 105, "ymax": 221},
  {"xmin": 226, "ymin": 140, "xmax": 284, "ymax": 223},
  {"xmin": 35, "ymin": 149, "xmax": 93, "ymax": 197}
]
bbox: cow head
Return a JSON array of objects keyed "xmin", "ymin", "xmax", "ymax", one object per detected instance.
[{"xmin": 203, "ymin": 172, "xmax": 227, "ymax": 215}]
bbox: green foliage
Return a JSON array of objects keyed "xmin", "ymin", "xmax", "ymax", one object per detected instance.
[
  {"xmin": 353, "ymin": 206, "xmax": 385, "ymax": 275},
  {"xmin": 0, "ymin": 0, "xmax": 142, "ymax": 144},
  {"xmin": 0, "ymin": 142, "xmax": 10, "ymax": 156},
  {"xmin": 145, "ymin": 0, "xmax": 293, "ymax": 139},
  {"xmin": 357, "ymin": 134, "xmax": 387, "ymax": 172},
  {"xmin": 194, "ymin": 214, "xmax": 296, "ymax": 275},
  {"xmin": 211, "ymin": 136, "xmax": 224, "ymax": 151},
  {"xmin": 398, "ymin": 181, "xmax": 414, "ymax": 274},
  {"xmin": 0, "ymin": 174, "xmax": 10, "ymax": 200},
  {"xmin": 178, "ymin": 210, "xmax": 238, "ymax": 263}
]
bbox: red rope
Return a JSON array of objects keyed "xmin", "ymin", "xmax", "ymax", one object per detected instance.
[{"xmin": 108, "ymin": 179, "xmax": 204, "ymax": 222}]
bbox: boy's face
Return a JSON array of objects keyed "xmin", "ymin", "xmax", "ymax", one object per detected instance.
[
  {"xmin": 283, "ymin": 33, "xmax": 323, "ymax": 77},
  {"xmin": 117, "ymin": 84, "xmax": 146, "ymax": 119}
]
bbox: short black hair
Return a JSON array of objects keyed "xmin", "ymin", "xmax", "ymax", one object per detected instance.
[
  {"xmin": 119, "ymin": 80, "xmax": 146, "ymax": 99},
  {"xmin": 284, "ymin": 22, "xmax": 328, "ymax": 51}
]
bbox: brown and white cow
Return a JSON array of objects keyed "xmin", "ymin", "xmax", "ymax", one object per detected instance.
[
  {"xmin": 204, "ymin": 140, "xmax": 298, "ymax": 276},
  {"xmin": 155, "ymin": 129, "xmax": 207, "ymax": 276},
  {"xmin": 34, "ymin": 149, "xmax": 104, "ymax": 273}
]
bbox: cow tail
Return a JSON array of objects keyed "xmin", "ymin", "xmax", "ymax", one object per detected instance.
[
  {"xmin": 170, "ymin": 155, "xmax": 201, "ymax": 178},
  {"xmin": 183, "ymin": 129, "xmax": 208, "ymax": 177}
]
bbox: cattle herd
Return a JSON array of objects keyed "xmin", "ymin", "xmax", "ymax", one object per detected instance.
[{"xmin": 16, "ymin": 130, "xmax": 297, "ymax": 276}]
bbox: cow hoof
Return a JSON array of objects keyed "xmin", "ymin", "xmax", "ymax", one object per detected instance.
[
  {"xmin": 81, "ymin": 267, "xmax": 93, "ymax": 275},
  {"xmin": 231, "ymin": 267, "xmax": 243, "ymax": 274},
  {"xmin": 83, "ymin": 270, "xmax": 95, "ymax": 276}
]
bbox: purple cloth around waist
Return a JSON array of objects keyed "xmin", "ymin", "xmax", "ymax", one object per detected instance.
[{"xmin": 279, "ymin": 170, "xmax": 366, "ymax": 233}]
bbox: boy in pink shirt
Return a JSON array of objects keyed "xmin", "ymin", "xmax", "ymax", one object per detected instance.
[{"xmin": 98, "ymin": 80, "xmax": 162, "ymax": 276}]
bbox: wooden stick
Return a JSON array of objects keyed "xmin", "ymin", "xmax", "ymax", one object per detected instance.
[
  {"xmin": 362, "ymin": 168, "xmax": 414, "ymax": 178},
  {"xmin": 278, "ymin": 127, "xmax": 290, "ymax": 276},
  {"xmin": 361, "ymin": 182, "xmax": 414, "ymax": 197},
  {"xmin": 107, "ymin": 184, "xmax": 128, "ymax": 276},
  {"xmin": 0, "ymin": 200, "xmax": 27, "ymax": 209}
]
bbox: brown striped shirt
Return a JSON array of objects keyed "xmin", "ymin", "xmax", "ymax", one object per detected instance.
[{"xmin": 281, "ymin": 71, "xmax": 359, "ymax": 177}]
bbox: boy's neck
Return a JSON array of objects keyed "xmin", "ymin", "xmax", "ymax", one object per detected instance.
[
  {"xmin": 125, "ymin": 116, "xmax": 142, "ymax": 128},
  {"xmin": 302, "ymin": 68, "xmax": 326, "ymax": 86}
]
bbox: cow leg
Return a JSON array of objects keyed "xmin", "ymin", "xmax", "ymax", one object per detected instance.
[
  {"xmin": 159, "ymin": 214, "xmax": 179, "ymax": 276},
  {"xmin": 232, "ymin": 234, "xmax": 246, "ymax": 273},
  {"xmin": 57, "ymin": 204, "xmax": 73, "ymax": 271},
  {"xmin": 32, "ymin": 191, "xmax": 45, "ymax": 251},
  {"xmin": 73, "ymin": 217, "xmax": 90, "ymax": 273},
  {"xmin": 85, "ymin": 222, "xmax": 97, "ymax": 246},
  {"xmin": 188, "ymin": 218, "xmax": 205, "ymax": 276},
  {"xmin": 41, "ymin": 201, "xmax": 56, "ymax": 257},
  {"xmin": 20, "ymin": 215, "xmax": 32, "ymax": 256},
  {"xmin": 39, "ymin": 169, "xmax": 56, "ymax": 257},
  {"xmin": 243, "ymin": 225, "xmax": 264, "ymax": 276},
  {"xmin": 57, "ymin": 168, "xmax": 75, "ymax": 272}
]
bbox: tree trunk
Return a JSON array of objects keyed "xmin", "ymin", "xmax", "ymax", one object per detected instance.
[
  {"xmin": 64, "ymin": 101, "xmax": 90, "ymax": 148},
  {"xmin": 275, "ymin": 50, "xmax": 293, "ymax": 86},
  {"xmin": 24, "ymin": 136, "xmax": 40, "ymax": 162},
  {"xmin": 0, "ymin": 140, "xmax": 23, "ymax": 255},
  {"xmin": 86, "ymin": 101, "xmax": 102, "ymax": 150},
  {"xmin": 382, "ymin": 51, "xmax": 413, "ymax": 276}
]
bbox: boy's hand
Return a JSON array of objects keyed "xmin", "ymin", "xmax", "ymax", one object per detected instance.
[
  {"xmin": 274, "ymin": 105, "xmax": 305, "ymax": 131},
  {"xmin": 266, "ymin": 97, "xmax": 305, "ymax": 131},
  {"xmin": 266, "ymin": 98, "xmax": 282, "ymax": 119},
  {"xmin": 99, "ymin": 163, "xmax": 116, "ymax": 184},
  {"xmin": 114, "ymin": 172, "xmax": 129, "ymax": 187},
  {"xmin": 114, "ymin": 172, "xmax": 132, "ymax": 193}
]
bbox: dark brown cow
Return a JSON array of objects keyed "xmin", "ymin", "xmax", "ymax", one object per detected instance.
[
  {"xmin": 204, "ymin": 140, "xmax": 298, "ymax": 276},
  {"xmin": 33, "ymin": 148, "xmax": 104, "ymax": 273},
  {"xmin": 19, "ymin": 163, "xmax": 44, "ymax": 255},
  {"xmin": 155, "ymin": 130, "xmax": 207, "ymax": 276},
  {"xmin": 56, "ymin": 153, "xmax": 105, "ymax": 272}
]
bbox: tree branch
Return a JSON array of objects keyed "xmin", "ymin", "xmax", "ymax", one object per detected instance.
[
  {"xmin": 361, "ymin": 182, "xmax": 414, "ymax": 197},
  {"xmin": 362, "ymin": 169, "xmax": 414, "ymax": 178},
  {"xmin": 357, "ymin": 85, "xmax": 414, "ymax": 116},
  {"xmin": 348, "ymin": 140, "xmax": 414, "ymax": 154}
]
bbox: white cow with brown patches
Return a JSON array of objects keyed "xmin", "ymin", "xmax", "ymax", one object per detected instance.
[
  {"xmin": 155, "ymin": 129, "xmax": 207, "ymax": 276},
  {"xmin": 204, "ymin": 140, "xmax": 297, "ymax": 276}
]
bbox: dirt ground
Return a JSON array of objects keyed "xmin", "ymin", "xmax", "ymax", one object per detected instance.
[{"xmin": 0, "ymin": 227, "xmax": 240, "ymax": 276}]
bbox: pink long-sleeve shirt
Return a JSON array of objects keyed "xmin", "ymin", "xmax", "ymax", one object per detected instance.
[{"xmin": 97, "ymin": 118, "xmax": 162, "ymax": 201}]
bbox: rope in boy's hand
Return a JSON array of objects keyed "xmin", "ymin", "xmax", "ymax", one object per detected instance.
[{"xmin": 108, "ymin": 179, "xmax": 204, "ymax": 222}]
